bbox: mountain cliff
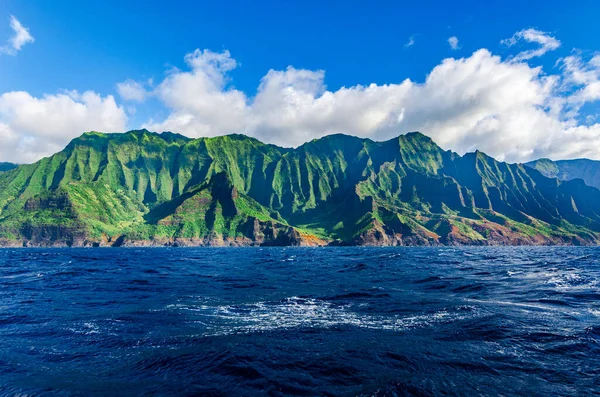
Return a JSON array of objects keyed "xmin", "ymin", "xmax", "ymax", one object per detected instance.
[
  {"xmin": 1, "ymin": 130, "xmax": 600, "ymax": 247},
  {"xmin": 525, "ymin": 158, "xmax": 600, "ymax": 190}
]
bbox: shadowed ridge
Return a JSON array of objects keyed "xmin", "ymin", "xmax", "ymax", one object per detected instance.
[
  {"xmin": 525, "ymin": 157, "xmax": 600, "ymax": 190},
  {"xmin": 160, "ymin": 131, "xmax": 192, "ymax": 143},
  {"xmin": 302, "ymin": 133, "xmax": 372, "ymax": 147},
  {"xmin": 0, "ymin": 163, "xmax": 18, "ymax": 173},
  {"xmin": 395, "ymin": 131, "xmax": 449, "ymax": 175},
  {"xmin": 402, "ymin": 131, "xmax": 435, "ymax": 142}
]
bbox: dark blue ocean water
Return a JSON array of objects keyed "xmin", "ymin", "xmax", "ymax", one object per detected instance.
[{"xmin": 0, "ymin": 247, "xmax": 599, "ymax": 396}]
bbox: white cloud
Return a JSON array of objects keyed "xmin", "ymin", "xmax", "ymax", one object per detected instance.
[
  {"xmin": 560, "ymin": 53, "xmax": 600, "ymax": 104},
  {"xmin": 0, "ymin": 15, "xmax": 34, "ymax": 55},
  {"xmin": 143, "ymin": 35, "xmax": 600, "ymax": 163},
  {"xmin": 448, "ymin": 36, "xmax": 459, "ymax": 50},
  {"xmin": 501, "ymin": 28, "xmax": 560, "ymax": 61},
  {"xmin": 0, "ymin": 91, "xmax": 127, "ymax": 163},
  {"xmin": 146, "ymin": 49, "xmax": 249, "ymax": 136},
  {"xmin": 404, "ymin": 35, "xmax": 416, "ymax": 48},
  {"xmin": 116, "ymin": 79, "xmax": 149, "ymax": 102}
]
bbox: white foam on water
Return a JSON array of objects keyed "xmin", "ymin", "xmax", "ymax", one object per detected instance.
[
  {"xmin": 506, "ymin": 267, "xmax": 597, "ymax": 291},
  {"xmin": 588, "ymin": 308, "xmax": 600, "ymax": 317},
  {"xmin": 546, "ymin": 271, "xmax": 597, "ymax": 290},
  {"xmin": 466, "ymin": 298, "xmax": 562, "ymax": 312},
  {"xmin": 166, "ymin": 297, "xmax": 478, "ymax": 336},
  {"xmin": 67, "ymin": 321, "xmax": 101, "ymax": 335}
]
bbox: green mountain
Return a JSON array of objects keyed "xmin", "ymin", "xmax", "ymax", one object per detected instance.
[
  {"xmin": 525, "ymin": 158, "xmax": 600, "ymax": 190},
  {"xmin": 1, "ymin": 129, "xmax": 600, "ymax": 247},
  {"xmin": 0, "ymin": 163, "xmax": 17, "ymax": 173}
]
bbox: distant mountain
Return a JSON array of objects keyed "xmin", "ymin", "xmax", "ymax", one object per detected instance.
[
  {"xmin": 0, "ymin": 163, "xmax": 17, "ymax": 173},
  {"xmin": 525, "ymin": 158, "xmax": 600, "ymax": 190},
  {"xmin": 1, "ymin": 130, "xmax": 600, "ymax": 247}
]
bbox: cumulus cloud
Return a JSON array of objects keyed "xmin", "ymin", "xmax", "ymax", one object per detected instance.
[
  {"xmin": 0, "ymin": 91, "xmax": 127, "ymax": 163},
  {"xmin": 448, "ymin": 36, "xmax": 459, "ymax": 50},
  {"xmin": 501, "ymin": 28, "xmax": 560, "ymax": 61},
  {"xmin": 143, "ymin": 38, "xmax": 600, "ymax": 162},
  {"xmin": 0, "ymin": 15, "xmax": 34, "ymax": 55},
  {"xmin": 404, "ymin": 35, "xmax": 416, "ymax": 48},
  {"xmin": 116, "ymin": 79, "xmax": 149, "ymax": 102},
  {"xmin": 145, "ymin": 49, "xmax": 249, "ymax": 136}
]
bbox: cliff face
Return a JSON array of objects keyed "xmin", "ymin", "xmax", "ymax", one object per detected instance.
[
  {"xmin": 1, "ymin": 129, "xmax": 600, "ymax": 247},
  {"xmin": 525, "ymin": 158, "xmax": 600, "ymax": 190}
]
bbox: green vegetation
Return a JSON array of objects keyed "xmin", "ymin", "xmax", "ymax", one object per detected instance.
[
  {"xmin": 526, "ymin": 158, "xmax": 600, "ymax": 190},
  {"xmin": 1, "ymin": 129, "xmax": 600, "ymax": 246}
]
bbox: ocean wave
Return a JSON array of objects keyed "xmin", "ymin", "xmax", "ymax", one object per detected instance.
[{"xmin": 165, "ymin": 297, "xmax": 479, "ymax": 336}]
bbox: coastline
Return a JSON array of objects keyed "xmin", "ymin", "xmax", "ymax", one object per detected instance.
[{"xmin": 0, "ymin": 236, "xmax": 593, "ymax": 248}]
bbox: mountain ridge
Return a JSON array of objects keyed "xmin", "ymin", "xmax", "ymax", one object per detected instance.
[
  {"xmin": 0, "ymin": 163, "xmax": 18, "ymax": 173},
  {"xmin": 2, "ymin": 130, "xmax": 600, "ymax": 247},
  {"xmin": 525, "ymin": 158, "xmax": 600, "ymax": 190}
]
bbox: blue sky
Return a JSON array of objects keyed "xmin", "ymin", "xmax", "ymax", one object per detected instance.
[{"xmin": 1, "ymin": 0, "xmax": 600, "ymax": 163}]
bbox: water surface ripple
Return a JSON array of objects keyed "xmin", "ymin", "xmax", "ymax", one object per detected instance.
[{"xmin": 0, "ymin": 247, "xmax": 599, "ymax": 396}]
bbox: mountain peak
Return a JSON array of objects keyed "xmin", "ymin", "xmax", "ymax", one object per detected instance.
[
  {"xmin": 159, "ymin": 131, "xmax": 191, "ymax": 142},
  {"xmin": 403, "ymin": 131, "xmax": 429, "ymax": 140},
  {"xmin": 525, "ymin": 157, "xmax": 559, "ymax": 178},
  {"xmin": 398, "ymin": 131, "xmax": 438, "ymax": 147}
]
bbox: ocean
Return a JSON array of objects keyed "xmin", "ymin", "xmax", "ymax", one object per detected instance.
[{"xmin": 0, "ymin": 247, "xmax": 598, "ymax": 396}]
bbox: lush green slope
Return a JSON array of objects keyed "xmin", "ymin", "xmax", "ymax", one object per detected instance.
[
  {"xmin": 526, "ymin": 158, "xmax": 600, "ymax": 190},
  {"xmin": 1, "ymin": 129, "xmax": 600, "ymax": 246}
]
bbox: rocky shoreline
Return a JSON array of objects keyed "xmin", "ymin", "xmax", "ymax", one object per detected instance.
[{"xmin": 0, "ymin": 232, "xmax": 593, "ymax": 248}]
